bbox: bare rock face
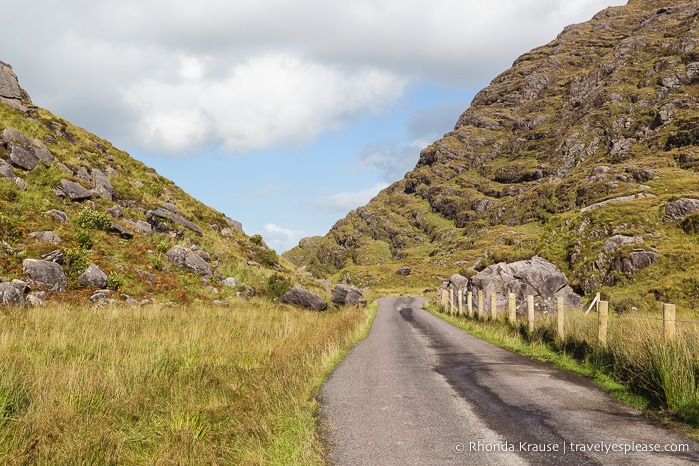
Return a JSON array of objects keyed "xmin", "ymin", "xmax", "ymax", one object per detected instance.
[
  {"xmin": 22, "ymin": 259, "xmax": 67, "ymax": 292},
  {"xmin": 468, "ymin": 256, "xmax": 582, "ymax": 313},
  {"xmin": 664, "ymin": 198, "xmax": 699, "ymax": 221},
  {"xmin": 146, "ymin": 208, "xmax": 203, "ymax": 236},
  {"xmin": 281, "ymin": 284, "xmax": 327, "ymax": 311},
  {"xmin": 165, "ymin": 245, "xmax": 212, "ymax": 277},
  {"xmin": 0, "ymin": 61, "xmax": 31, "ymax": 110},
  {"xmin": 59, "ymin": 179, "xmax": 93, "ymax": 202},
  {"xmin": 330, "ymin": 284, "xmax": 363, "ymax": 307},
  {"xmin": 8, "ymin": 142, "xmax": 40, "ymax": 171},
  {"xmin": 91, "ymin": 168, "xmax": 113, "ymax": 200}
]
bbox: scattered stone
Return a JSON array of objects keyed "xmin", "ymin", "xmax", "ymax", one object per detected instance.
[
  {"xmin": 44, "ymin": 209, "xmax": 69, "ymax": 224},
  {"xmin": 41, "ymin": 249, "xmax": 66, "ymax": 264},
  {"xmin": 280, "ymin": 284, "xmax": 327, "ymax": 311},
  {"xmin": 222, "ymin": 277, "xmax": 242, "ymax": 288},
  {"xmin": 581, "ymin": 192, "xmax": 656, "ymax": 213},
  {"xmin": 108, "ymin": 222, "xmax": 134, "ymax": 240},
  {"xmin": 89, "ymin": 290, "xmax": 112, "ymax": 306},
  {"xmin": 136, "ymin": 269, "xmax": 157, "ymax": 282},
  {"xmin": 0, "ymin": 159, "xmax": 17, "ymax": 180},
  {"xmin": 163, "ymin": 202, "xmax": 178, "ymax": 213},
  {"xmin": 0, "ymin": 282, "xmax": 23, "ymax": 307},
  {"xmin": 59, "ymin": 179, "xmax": 93, "ymax": 202},
  {"xmin": 22, "ymin": 259, "xmax": 67, "ymax": 292},
  {"xmin": 78, "ymin": 263, "xmax": 108, "ymax": 288},
  {"xmin": 221, "ymin": 228, "xmax": 233, "ymax": 237},
  {"xmin": 1, "ymin": 127, "xmax": 32, "ymax": 145},
  {"xmin": 123, "ymin": 219, "xmax": 152, "ymax": 235},
  {"xmin": 165, "ymin": 245, "xmax": 212, "ymax": 277},
  {"xmin": 28, "ymin": 231, "xmax": 61, "ymax": 243},
  {"xmin": 91, "ymin": 168, "xmax": 113, "ymax": 200},
  {"xmin": 146, "ymin": 208, "xmax": 202, "ymax": 236},
  {"xmin": 396, "ymin": 266, "xmax": 412, "ymax": 276},
  {"xmin": 26, "ymin": 291, "xmax": 45, "ymax": 306},
  {"xmin": 330, "ymin": 284, "xmax": 364, "ymax": 307},
  {"xmin": 107, "ymin": 205, "xmax": 123, "ymax": 218},
  {"xmin": 247, "ymin": 261, "xmax": 261, "ymax": 268},
  {"xmin": 31, "ymin": 140, "xmax": 54, "ymax": 164}
]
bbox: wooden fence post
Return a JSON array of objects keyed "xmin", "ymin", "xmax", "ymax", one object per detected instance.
[
  {"xmin": 467, "ymin": 292, "xmax": 473, "ymax": 318},
  {"xmin": 458, "ymin": 290, "xmax": 463, "ymax": 316},
  {"xmin": 490, "ymin": 292, "xmax": 497, "ymax": 320},
  {"xmin": 557, "ymin": 297, "xmax": 565, "ymax": 340},
  {"xmin": 527, "ymin": 295, "xmax": 535, "ymax": 333},
  {"xmin": 508, "ymin": 293, "xmax": 516, "ymax": 325},
  {"xmin": 441, "ymin": 290, "xmax": 448, "ymax": 310},
  {"xmin": 478, "ymin": 290, "xmax": 484, "ymax": 319},
  {"xmin": 663, "ymin": 303, "xmax": 676, "ymax": 341},
  {"xmin": 598, "ymin": 301, "xmax": 608, "ymax": 347},
  {"xmin": 449, "ymin": 289, "xmax": 454, "ymax": 315}
]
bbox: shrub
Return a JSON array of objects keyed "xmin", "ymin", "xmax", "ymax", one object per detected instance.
[
  {"xmin": 267, "ymin": 273, "xmax": 292, "ymax": 299},
  {"xmin": 76, "ymin": 207, "xmax": 112, "ymax": 230},
  {"xmin": 75, "ymin": 228, "xmax": 93, "ymax": 250},
  {"xmin": 64, "ymin": 248, "xmax": 90, "ymax": 279},
  {"xmin": 107, "ymin": 271, "xmax": 123, "ymax": 290},
  {"xmin": 0, "ymin": 212, "xmax": 24, "ymax": 243}
]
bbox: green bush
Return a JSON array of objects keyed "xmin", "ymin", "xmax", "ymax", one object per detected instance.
[
  {"xmin": 107, "ymin": 271, "xmax": 123, "ymax": 290},
  {"xmin": 267, "ymin": 273, "xmax": 292, "ymax": 299},
  {"xmin": 0, "ymin": 212, "xmax": 24, "ymax": 243},
  {"xmin": 64, "ymin": 248, "xmax": 90, "ymax": 279},
  {"xmin": 75, "ymin": 208, "xmax": 112, "ymax": 230},
  {"xmin": 75, "ymin": 228, "xmax": 93, "ymax": 250}
]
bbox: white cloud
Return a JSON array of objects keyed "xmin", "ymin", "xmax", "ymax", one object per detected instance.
[
  {"xmin": 263, "ymin": 223, "xmax": 308, "ymax": 253},
  {"xmin": 356, "ymin": 141, "xmax": 424, "ymax": 183},
  {"xmin": 0, "ymin": 0, "xmax": 626, "ymax": 156},
  {"xmin": 122, "ymin": 53, "xmax": 406, "ymax": 154},
  {"xmin": 309, "ymin": 182, "xmax": 390, "ymax": 214}
]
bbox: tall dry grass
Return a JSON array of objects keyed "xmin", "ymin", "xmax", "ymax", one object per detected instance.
[{"xmin": 0, "ymin": 300, "xmax": 372, "ymax": 464}]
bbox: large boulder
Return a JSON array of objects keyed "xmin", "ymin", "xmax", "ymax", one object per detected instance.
[
  {"xmin": 8, "ymin": 142, "xmax": 40, "ymax": 171},
  {"xmin": 28, "ymin": 231, "xmax": 61, "ymax": 243},
  {"xmin": 78, "ymin": 263, "xmax": 108, "ymax": 288},
  {"xmin": 330, "ymin": 284, "xmax": 363, "ymax": 307},
  {"xmin": 22, "ymin": 259, "xmax": 67, "ymax": 292},
  {"xmin": 91, "ymin": 168, "xmax": 113, "ymax": 200},
  {"xmin": 165, "ymin": 245, "xmax": 212, "ymax": 277},
  {"xmin": 0, "ymin": 159, "xmax": 17, "ymax": 181},
  {"xmin": 0, "ymin": 282, "xmax": 24, "ymax": 307},
  {"xmin": 281, "ymin": 284, "xmax": 327, "ymax": 311},
  {"xmin": 468, "ymin": 256, "xmax": 582, "ymax": 313},
  {"xmin": 59, "ymin": 179, "xmax": 93, "ymax": 202}
]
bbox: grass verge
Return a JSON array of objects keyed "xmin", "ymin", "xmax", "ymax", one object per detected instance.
[{"xmin": 0, "ymin": 300, "xmax": 374, "ymax": 464}]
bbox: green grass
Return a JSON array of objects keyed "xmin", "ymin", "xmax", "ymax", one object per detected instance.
[{"xmin": 0, "ymin": 300, "xmax": 374, "ymax": 464}]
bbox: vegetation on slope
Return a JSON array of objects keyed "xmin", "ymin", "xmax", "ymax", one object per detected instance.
[{"xmin": 284, "ymin": 0, "xmax": 699, "ymax": 314}]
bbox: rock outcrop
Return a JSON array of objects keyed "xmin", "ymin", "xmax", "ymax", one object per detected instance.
[
  {"xmin": 280, "ymin": 285, "xmax": 327, "ymax": 311},
  {"xmin": 165, "ymin": 246, "xmax": 212, "ymax": 277},
  {"xmin": 23, "ymin": 259, "xmax": 68, "ymax": 292},
  {"xmin": 330, "ymin": 284, "xmax": 363, "ymax": 307},
  {"xmin": 78, "ymin": 264, "xmax": 108, "ymax": 288}
]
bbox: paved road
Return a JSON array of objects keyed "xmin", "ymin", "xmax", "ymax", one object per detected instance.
[{"xmin": 320, "ymin": 297, "xmax": 699, "ymax": 465}]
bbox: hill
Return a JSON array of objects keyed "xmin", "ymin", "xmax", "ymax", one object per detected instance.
[
  {"xmin": 0, "ymin": 60, "xmax": 300, "ymax": 306},
  {"xmin": 284, "ymin": 0, "xmax": 699, "ymax": 313}
]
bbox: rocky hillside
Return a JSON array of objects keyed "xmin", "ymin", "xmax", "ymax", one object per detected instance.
[
  {"xmin": 0, "ymin": 61, "xmax": 301, "ymax": 307},
  {"xmin": 284, "ymin": 0, "xmax": 699, "ymax": 312}
]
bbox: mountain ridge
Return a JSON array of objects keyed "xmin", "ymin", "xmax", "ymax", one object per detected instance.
[{"xmin": 284, "ymin": 0, "xmax": 699, "ymax": 312}]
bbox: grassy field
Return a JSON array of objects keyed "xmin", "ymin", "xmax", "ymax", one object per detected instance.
[
  {"xmin": 429, "ymin": 301, "xmax": 699, "ymax": 436},
  {"xmin": 0, "ymin": 300, "xmax": 373, "ymax": 464}
]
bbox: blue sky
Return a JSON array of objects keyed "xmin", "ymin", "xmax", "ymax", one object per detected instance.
[{"xmin": 1, "ymin": 0, "xmax": 626, "ymax": 251}]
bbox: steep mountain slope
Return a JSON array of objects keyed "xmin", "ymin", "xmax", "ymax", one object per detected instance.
[
  {"xmin": 0, "ymin": 61, "xmax": 297, "ymax": 306},
  {"xmin": 284, "ymin": 0, "xmax": 699, "ymax": 312}
]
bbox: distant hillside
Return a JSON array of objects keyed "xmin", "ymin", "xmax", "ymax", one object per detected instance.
[
  {"xmin": 284, "ymin": 0, "xmax": 699, "ymax": 312},
  {"xmin": 0, "ymin": 60, "xmax": 301, "ymax": 306}
]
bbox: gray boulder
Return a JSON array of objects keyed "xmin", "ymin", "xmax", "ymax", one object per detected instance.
[
  {"xmin": 603, "ymin": 235, "xmax": 644, "ymax": 254},
  {"xmin": 330, "ymin": 284, "xmax": 363, "ymax": 307},
  {"xmin": 281, "ymin": 284, "xmax": 327, "ymax": 311},
  {"xmin": 1, "ymin": 127, "xmax": 32, "ymax": 145},
  {"xmin": 78, "ymin": 263, "xmax": 108, "ymax": 288},
  {"xmin": 107, "ymin": 222, "xmax": 134, "ymax": 240},
  {"xmin": 41, "ymin": 249, "xmax": 66, "ymax": 264},
  {"xmin": 165, "ymin": 245, "xmax": 212, "ymax": 277},
  {"xmin": 146, "ymin": 208, "xmax": 203, "ymax": 236},
  {"xmin": 59, "ymin": 179, "xmax": 93, "ymax": 202},
  {"xmin": 124, "ymin": 219, "xmax": 152, "ymax": 235},
  {"xmin": 664, "ymin": 198, "xmax": 699, "ymax": 221},
  {"xmin": 8, "ymin": 142, "xmax": 40, "ymax": 171},
  {"xmin": 0, "ymin": 61, "xmax": 29, "ymax": 111},
  {"xmin": 396, "ymin": 266, "xmax": 412, "ymax": 276},
  {"xmin": 22, "ymin": 259, "xmax": 67, "ymax": 292},
  {"xmin": 91, "ymin": 168, "xmax": 113, "ymax": 200},
  {"xmin": 468, "ymin": 256, "xmax": 582, "ymax": 313},
  {"xmin": 28, "ymin": 231, "xmax": 61, "ymax": 243},
  {"xmin": 26, "ymin": 291, "xmax": 45, "ymax": 307},
  {"xmin": 44, "ymin": 209, "xmax": 69, "ymax": 224},
  {"xmin": 32, "ymin": 140, "xmax": 54, "ymax": 164},
  {"xmin": 0, "ymin": 282, "xmax": 24, "ymax": 307},
  {"xmin": 612, "ymin": 249, "xmax": 659, "ymax": 274},
  {"xmin": 0, "ymin": 159, "xmax": 17, "ymax": 180}
]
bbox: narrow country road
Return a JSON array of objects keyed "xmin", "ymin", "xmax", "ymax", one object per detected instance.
[{"xmin": 320, "ymin": 297, "xmax": 699, "ymax": 465}]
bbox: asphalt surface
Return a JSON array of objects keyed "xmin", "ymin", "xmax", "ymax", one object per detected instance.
[{"xmin": 320, "ymin": 297, "xmax": 699, "ymax": 465}]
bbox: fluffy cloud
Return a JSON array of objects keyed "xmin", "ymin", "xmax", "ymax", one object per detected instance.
[
  {"xmin": 263, "ymin": 223, "xmax": 308, "ymax": 253},
  {"xmin": 122, "ymin": 54, "xmax": 406, "ymax": 154},
  {"xmin": 309, "ymin": 182, "xmax": 390, "ymax": 214}
]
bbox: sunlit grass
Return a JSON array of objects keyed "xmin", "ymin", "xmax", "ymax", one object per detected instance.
[{"xmin": 0, "ymin": 300, "xmax": 373, "ymax": 464}]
